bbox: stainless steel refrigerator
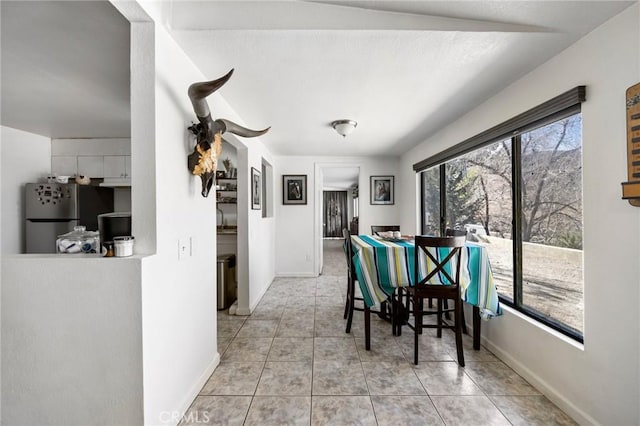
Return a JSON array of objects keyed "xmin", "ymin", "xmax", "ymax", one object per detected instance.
[{"xmin": 25, "ymin": 183, "xmax": 114, "ymax": 253}]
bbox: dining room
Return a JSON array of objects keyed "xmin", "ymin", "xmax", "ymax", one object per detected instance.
[
  {"xmin": 2, "ymin": 1, "xmax": 638, "ymax": 425},
  {"xmin": 202, "ymin": 235, "xmax": 569, "ymax": 424},
  {"xmin": 269, "ymin": 4, "xmax": 639, "ymax": 424}
]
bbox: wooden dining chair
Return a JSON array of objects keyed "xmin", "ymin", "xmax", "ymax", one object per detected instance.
[
  {"xmin": 371, "ymin": 225, "xmax": 400, "ymax": 236},
  {"xmin": 443, "ymin": 228, "xmax": 468, "ymax": 333},
  {"xmin": 342, "ymin": 228, "xmax": 373, "ymax": 350},
  {"xmin": 403, "ymin": 235, "xmax": 466, "ymax": 366}
]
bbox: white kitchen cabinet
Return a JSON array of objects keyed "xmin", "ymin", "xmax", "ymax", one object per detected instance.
[
  {"xmin": 104, "ymin": 156, "xmax": 127, "ymax": 178},
  {"xmin": 51, "ymin": 156, "xmax": 77, "ymax": 176},
  {"xmin": 77, "ymin": 156, "xmax": 104, "ymax": 177},
  {"xmin": 124, "ymin": 155, "xmax": 131, "ymax": 177}
]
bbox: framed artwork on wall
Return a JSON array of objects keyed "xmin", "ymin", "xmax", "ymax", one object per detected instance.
[
  {"xmin": 283, "ymin": 175, "xmax": 307, "ymax": 205},
  {"xmin": 370, "ymin": 175, "xmax": 394, "ymax": 205},
  {"xmin": 251, "ymin": 167, "xmax": 261, "ymax": 210}
]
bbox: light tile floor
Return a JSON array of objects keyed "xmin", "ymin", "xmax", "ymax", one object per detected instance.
[{"xmin": 182, "ymin": 240, "xmax": 576, "ymax": 425}]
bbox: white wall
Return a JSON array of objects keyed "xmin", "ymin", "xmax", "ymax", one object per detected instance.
[
  {"xmin": 126, "ymin": 8, "xmax": 219, "ymax": 424},
  {"xmin": 0, "ymin": 108, "xmax": 3, "ymax": 426},
  {"xmin": 127, "ymin": 0, "xmax": 278, "ymax": 415},
  {"xmin": 227, "ymin": 137, "xmax": 276, "ymax": 314},
  {"xmin": 1, "ymin": 126, "xmax": 51, "ymax": 254},
  {"xmin": 201, "ymin": 87, "xmax": 276, "ymax": 317},
  {"xmin": 399, "ymin": 6, "xmax": 640, "ymax": 424},
  {"xmin": 1, "ymin": 255, "xmax": 144, "ymax": 425},
  {"xmin": 274, "ymin": 156, "xmax": 400, "ymax": 276}
]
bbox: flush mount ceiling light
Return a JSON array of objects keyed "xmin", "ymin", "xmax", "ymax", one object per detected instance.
[{"xmin": 331, "ymin": 119, "xmax": 357, "ymax": 137}]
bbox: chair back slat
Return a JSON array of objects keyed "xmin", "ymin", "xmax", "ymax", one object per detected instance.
[
  {"xmin": 371, "ymin": 225, "xmax": 400, "ymax": 236},
  {"xmin": 406, "ymin": 235, "xmax": 467, "ymax": 366},
  {"xmin": 414, "ymin": 235, "xmax": 465, "ymax": 288}
]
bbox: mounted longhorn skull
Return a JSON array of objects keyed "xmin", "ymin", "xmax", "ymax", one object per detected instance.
[{"xmin": 187, "ymin": 69, "xmax": 269, "ymax": 197}]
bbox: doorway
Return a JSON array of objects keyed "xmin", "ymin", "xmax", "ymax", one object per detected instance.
[{"xmin": 315, "ymin": 164, "xmax": 360, "ymax": 275}]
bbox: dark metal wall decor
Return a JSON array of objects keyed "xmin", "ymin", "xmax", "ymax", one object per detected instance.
[{"xmin": 187, "ymin": 69, "xmax": 270, "ymax": 197}]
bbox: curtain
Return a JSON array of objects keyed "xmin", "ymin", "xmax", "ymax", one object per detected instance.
[{"xmin": 323, "ymin": 191, "xmax": 348, "ymax": 237}]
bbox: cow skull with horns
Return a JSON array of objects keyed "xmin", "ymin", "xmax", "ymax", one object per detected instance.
[{"xmin": 187, "ymin": 69, "xmax": 269, "ymax": 197}]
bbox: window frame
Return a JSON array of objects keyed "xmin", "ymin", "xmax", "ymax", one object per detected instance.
[{"xmin": 415, "ymin": 87, "xmax": 586, "ymax": 343}]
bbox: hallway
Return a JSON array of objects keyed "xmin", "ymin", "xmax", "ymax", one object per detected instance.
[{"xmin": 183, "ymin": 239, "xmax": 575, "ymax": 425}]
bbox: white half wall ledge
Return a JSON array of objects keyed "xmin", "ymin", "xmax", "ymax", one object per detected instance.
[{"xmin": 1, "ymin": 255, "xmax": 144, "ymax": 426}]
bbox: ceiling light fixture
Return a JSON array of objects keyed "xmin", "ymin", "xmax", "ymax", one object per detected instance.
[{"xmin": 331, "ymin": 119, "xmax": 357, "ymax": 137}]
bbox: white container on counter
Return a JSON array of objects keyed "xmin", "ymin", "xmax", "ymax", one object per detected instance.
[{"xmin": 113, "ymin": 236, "xmax": 134, "ymax": 257}]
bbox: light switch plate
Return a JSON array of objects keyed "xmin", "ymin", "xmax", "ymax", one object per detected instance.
[{"xmin": 178, "ymin": 238, "xmax": 190, "ymax": 260}]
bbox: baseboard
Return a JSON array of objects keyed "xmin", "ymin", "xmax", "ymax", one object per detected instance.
[
  {"xmin": 235, "ymin": 276, "xmax": 281, "ymax": 316},
  {"xmin": 274, "ymin": 272, "xmax": 318, "ymax": 278},
  {"xmin": 481, "ymin": 337, "xmax": 597, "ymax": 425},
  {"xmin": 170, "ymin": 353, "xmax": 220, "ymax": 426},
  {"xmin": 234, "ymin": 295, "xmax": 263, "ymax": 316},
  {"xmin": 234, "ymin": 306, "xmax": 252, "ymax": 315}
]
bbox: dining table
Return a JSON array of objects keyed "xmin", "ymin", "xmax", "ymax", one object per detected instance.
[{"xmin": 350, "ymin": 234, "xmax": 502, "ymax": 350}]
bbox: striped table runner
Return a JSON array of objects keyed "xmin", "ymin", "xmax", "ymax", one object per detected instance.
[{"xmin": 351, "ymin": 235, "xmax": 502, "ymax": 319}]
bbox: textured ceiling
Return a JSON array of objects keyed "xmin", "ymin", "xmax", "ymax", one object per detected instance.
[
  {"xmin": 168, "ymin": 1, "xmax": 634, "ymax": 156},
  {"xmin": 1, "ymin": 1, "xmax": 130, "ymax": 139},
  {"xmin": 0, "ymin": 0, "xmax": 634, "ymax": 156}
]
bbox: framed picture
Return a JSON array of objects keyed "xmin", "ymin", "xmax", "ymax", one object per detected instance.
[
  {"xmin": 251, "ymin": 167, "xmax": 261, "ymax": 210},
  {"xmin": 283, "ymin": 174, "xmax": 307, "ymax": 205},
  {"xmin": 370, "ymin": 175, "xmax": 394, "ymax": 205}
]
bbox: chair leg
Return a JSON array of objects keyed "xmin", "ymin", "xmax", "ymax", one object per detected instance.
[
  {"xmin": 418, "ymin": 298, "xmax": 424, "ymax": 334},
  {"xmin": 397, "ymin": 290, "xmax": 403, "ymax": 337},
  {"xmin": 364, "ymin": 305, "xmax": 371, "ymax": 351},
  {"xmin": 443, "ymin": 298, "xmax": 451, "ymax": 320},
  {"xmin": 437, "ymin": 297, "xmax": 443, "ymax": 338},
  {"xmin": 455, "ymin": 298, "xmax": 465, "ymax": 367},
  {"xmin": 402, "ymin": 289, "xmax": 411, "ymax": 336},
  {"xmin": 413, "ymin": 294, "xmax": 420, "ymax": 365},
  {"xmin": 391, "ymin": 291, "xmax": 397, "ymax": 336},
  {"xmin": 345, "ymin": 279, "xmax": 355, "ymax": 334},
  {"xmin": 461, "ymin": 302, "xmax": 468, "ymax": 335},
  {"xmin": 343, "ymin": 284, "xmax": 349, "ymax": 319}
]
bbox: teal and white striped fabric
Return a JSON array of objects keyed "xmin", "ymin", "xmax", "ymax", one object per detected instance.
[{"xmin": 350, "ymin": 235, "xmax": 501, "ymax": 320}]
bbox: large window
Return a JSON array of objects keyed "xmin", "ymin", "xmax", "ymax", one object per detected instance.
[{"xmin": 416, "ymin": 88, "xmax": 585, "ymax": 341}]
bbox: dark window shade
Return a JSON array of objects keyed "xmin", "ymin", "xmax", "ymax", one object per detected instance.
[{"xmin": 413, "ymin": 86, "xmax": 586, "ymax": 172}]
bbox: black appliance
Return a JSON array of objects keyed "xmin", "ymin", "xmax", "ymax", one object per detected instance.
[
  {"xmin": 98, "ymin": 212, "xmax": 132, "ymax": 245},
  {"xmin": 25, "ymin": 183, "xmax": 114, "ymax": 253}
]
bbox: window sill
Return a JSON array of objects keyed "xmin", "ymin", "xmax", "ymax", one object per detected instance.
[{"xmin": 499, "ymin": 304, "xmax": 585, "ymax": 351}]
